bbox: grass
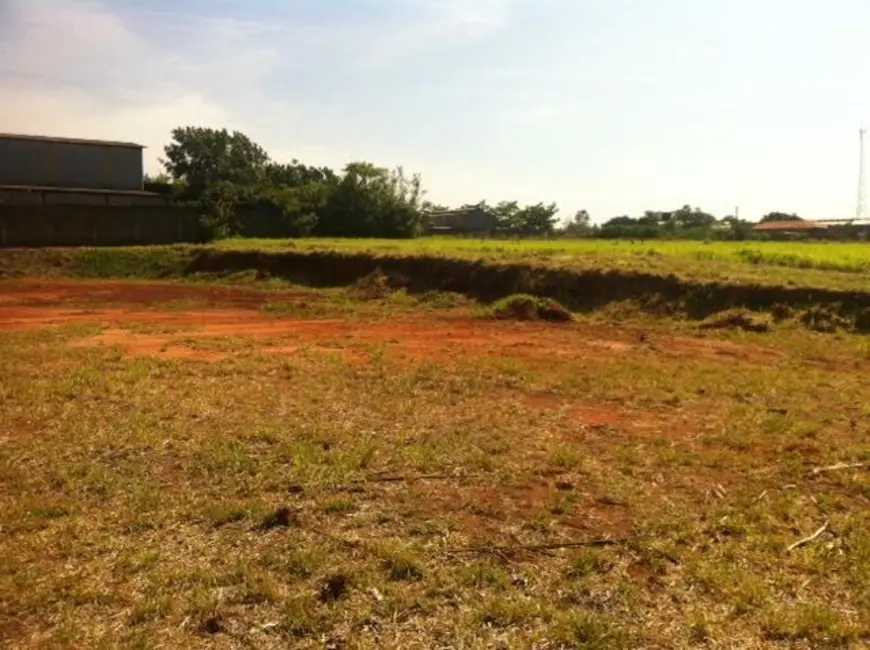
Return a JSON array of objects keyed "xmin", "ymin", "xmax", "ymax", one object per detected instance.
[
  {"xmin": 1, "ymin": 275, "xmax": 870, "ymax": 648},
  {"xmin": 7, "ymin": 239, "xmax": 870, "ymax": 296},
  {"xmin": 217, "ymin": 237, "xmax": 870, "ymax": 289}
]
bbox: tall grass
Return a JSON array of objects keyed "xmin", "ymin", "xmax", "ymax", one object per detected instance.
[{"xmin": 218, "ymin": 238, "xmax": 870, "ymax": 275}]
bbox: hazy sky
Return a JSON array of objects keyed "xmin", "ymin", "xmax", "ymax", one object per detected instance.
[{"xmin": 2, "ymin": 0, "xmax": 870, "ymax": 222}]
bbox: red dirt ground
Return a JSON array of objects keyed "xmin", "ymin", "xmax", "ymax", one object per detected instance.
[{"xmin": 0, "ymin": 280, "xmax": 780, "ymax": 368}]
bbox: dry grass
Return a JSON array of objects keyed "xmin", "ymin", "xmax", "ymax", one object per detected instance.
[{"xmin": 1, "ymin": 280, "xmax": 869, "ymax": 649}]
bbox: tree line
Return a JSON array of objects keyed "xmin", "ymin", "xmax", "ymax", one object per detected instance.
[
  {"xmin": 148, "ymin": 126, "xmax": 563, "ymax": 239},
  {"xmin": 149, "ymin": 126, "xmax": 818, "ymax": 241},
  {"xmin": 561, "ymin": 208, "xmax": 809, "ymax": 241}
]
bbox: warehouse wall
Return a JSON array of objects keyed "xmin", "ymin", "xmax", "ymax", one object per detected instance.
[
  {"xmin": 0, "ymin": 138, "xmax": 144, "ymax": 191},
  {"xmin": 0, "ymin": 206, "xmax": 203, "ymax": 247}
]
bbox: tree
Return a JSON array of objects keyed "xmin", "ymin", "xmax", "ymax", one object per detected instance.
[
  {"xmin": 265, "ymin": 160, "xmax": 336, "ymax": 188},
  {"xmin": 492, "ymin": 201, "xmax": 521, "ymax": 232},
  {"xmin": 603, "ymin": 216, "xmax": 637, "ymax": 227},
  {"xmin": 318, "ymin": 163, "xmax": 424, "ymax": 238},
  {"xmin": 144, "ymin": 171, "xmax": 171, "ymax": 184},
  {"xmin": 422, "ymin": 201, "xmax": 449, "ymax": 212},
  {"xmin": 669, "ymin": 205, "xmax": 716, "ymax": 229},
  {"xmin": 515, "ymin": 202, "xmax": 559, "ymax": 236},
  {"xmin": 162, "ymin": 127, "xmax": 270, "ymax": 199},
  {"xmin": 573, "ymin": 209, "xmax": 591, "ymax": 228},
  {"xmin": 563, "ymin": 209, "xmax": 592, "ymax": 236},
  {"xmin": 760, "ymin": 212, "xmax": 801, "ymax": 223},
  {"xmin": 720, "ymin": 216, "xmax": 754, "ymax": 241}
]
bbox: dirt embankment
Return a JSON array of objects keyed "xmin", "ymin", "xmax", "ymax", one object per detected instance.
[{"xmin": 3, "ymin": 246, "xmax": 870, "ymax": 328}]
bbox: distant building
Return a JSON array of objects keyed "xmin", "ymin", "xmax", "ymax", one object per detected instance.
[
  {"xmin": 754, "ymin": 219, "xmax": 870, "ymax": 239},
  {"xmin": 0, "ymin": 133, "xmax": 145, "ymax": 192},
  {"xmin": 423, "ymin": 207, "xmax": 498, "ymax": 235},
  {"xmin": 753, "ymin": 220, "xmax": 827, "ymax": 237}
]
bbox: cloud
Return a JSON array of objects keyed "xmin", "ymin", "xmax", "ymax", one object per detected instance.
[
  {"xmin": 361, "ymin": 0, "xmax": 511, "ymax": 67},
  {"xmin": 0, "ymin": 0, "xmax": 513, "ymax": 175}
]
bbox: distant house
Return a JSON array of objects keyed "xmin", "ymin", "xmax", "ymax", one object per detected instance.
[
  {"xmin": 423, "ymin": 207, "xmax": 497, "ymax": 236},
  {"xmin": 753, "ymin": 220, "xmax": 827, "ymax": 238}
]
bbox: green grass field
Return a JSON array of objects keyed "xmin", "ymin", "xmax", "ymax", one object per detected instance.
[{"xmin": 216, "ymin": 238, "xmax": 870, "ymax": 292}]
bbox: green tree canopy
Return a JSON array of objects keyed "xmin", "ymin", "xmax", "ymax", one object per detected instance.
[
  {"xmin": 162, "ymin": 127, "xmax": 270, "ymax": 199},
  {"xmin": 760, "ymin": 212, "xmax": 802, "ymax": 223}
]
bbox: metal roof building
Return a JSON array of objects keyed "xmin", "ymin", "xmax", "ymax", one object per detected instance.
[
  {"xmin": 0, "ymin": 133, "xmax": 145, "ymax": 192},
  {"xmin": 424, "ymin": 207, "xmax": 498, "ymax": 235}
]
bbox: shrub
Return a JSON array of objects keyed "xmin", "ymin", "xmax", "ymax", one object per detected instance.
[{"xmin": 349, "ymin": 269, "xmax": 392, "ymax": 300}]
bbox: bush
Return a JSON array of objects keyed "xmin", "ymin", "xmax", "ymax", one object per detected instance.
[
  {"xmin": 490, "ymin": 294, "xmax": 573, "ymax": 322},
  {"xmin": 349, "ymin": 269, "xmax": 392, "ymax": 300}
]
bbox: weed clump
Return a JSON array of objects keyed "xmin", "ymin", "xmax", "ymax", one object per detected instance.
[
  {"xmin": 418, "ymin": 290, "xmax": 471, "ymax": 308},
  {"xmin": 800, "ymin": 306, "xmax": 849, "ymax": 333},
  {"xmin": 698, "ymin": 309, "xmax": 772, "ymax": 333},
  {"xmin": 349, "ymin": 269, "xmax": 392, "ymax": 300},
  {"xmin": 381, "ymin": 547, "xmax": 424, "ymax": 581},
  {"xmin": 490, "ymin": 294, "xmax": 573, "ymax": 322}
]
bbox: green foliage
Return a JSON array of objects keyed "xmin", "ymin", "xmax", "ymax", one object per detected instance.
[
  {"xmin": 318, "ymin": 163, "xmax": 423, "ymax": 238},
  {"xmin": 161, "ymin": 126, "xmax": 425, "ymax": 240},
  {"xmin": 760, "ymin": 211, "xmax": 802, "ymax": 223},
  {"xmin": 596, "ymin": 205, "xmax": 734, "ymax": 240},
  {"xmin": 490, "ymin": 200, "xmax": 559, "ymax": 236},
  {"xmin": 163, "ymin": 127, "xmax": 270, "ymax": 199}
]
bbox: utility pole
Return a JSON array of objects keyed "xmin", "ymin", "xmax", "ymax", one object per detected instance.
[{"xmin": 858, "ymin": 127, "xmax": 867, "ymax": 219}]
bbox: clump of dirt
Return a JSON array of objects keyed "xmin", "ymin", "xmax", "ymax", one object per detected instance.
[
  {"xmin": 201, "ymin": 616, "xmax": 223, "ymax": 635},
  {"xmin": 490, "ymin": 294, "xmax": 573, "ymax": 322},
  {"xmin": 260, "ymin": 506, "xmax": 296, "ymax": 530},
  {"xmin": 319, "ymin": 573, "xmax": 351, "ymax": 603},
  {"xmin": 698, "ymin": 309, "xmax": 772, "ymax": 333},
  {"xmin": 349, "ymin": 269, "xmax": 392, "ymax": 300}
]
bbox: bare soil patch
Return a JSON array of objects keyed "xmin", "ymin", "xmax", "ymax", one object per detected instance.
[{"xmin": 0, "ymin": 280, "xmax": 782, "ymax": 370}]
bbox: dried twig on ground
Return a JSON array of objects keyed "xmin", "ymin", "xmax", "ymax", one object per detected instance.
[
  {"xmin": 367, "ymin": 472, "xmax": 475, "ymax": 483},
  {"xmin": 810, "ymin": 462, "xmax": 869, "ymax": 476},
  {"xmin": 446, "ymin": 538, "xmax": 632, "ymax": 555},
  {"xmin": 787, "ymin": 521, "xmax": 829, "ymax": 553}
]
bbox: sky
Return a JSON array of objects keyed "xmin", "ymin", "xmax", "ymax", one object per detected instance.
[{"xmin": 2, "ymin": 0, "xmax": 870, "ymax": 223}]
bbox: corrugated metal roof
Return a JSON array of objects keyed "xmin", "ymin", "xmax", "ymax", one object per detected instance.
[
  {"xmin": 0, "ymin": 184, "xmax": 158, "ymax": 197},
  {"xmin": 754, "ymin": 220, "xmax": 826, "ymax": 231},
  {"xmin": 0, "ymin": 132, "xmax": 144, "ymax": 149}
]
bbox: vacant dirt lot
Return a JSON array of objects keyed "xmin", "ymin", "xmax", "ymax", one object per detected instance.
[{"xmin": 1, "ymin": 280, "xmax": 868, "ymax": 649}]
